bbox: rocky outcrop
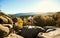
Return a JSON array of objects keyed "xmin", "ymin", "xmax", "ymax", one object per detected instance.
[
  {"xmin": 0, "ymin": 12, "xmax": 13, "ymax": 38},
  {"xmin": 38, "ymin": 28, "xmax": 60, "ymax": 38},
  {"xmin": 0, "ymin": 24, "xmax": 10, "ymax": 37}
]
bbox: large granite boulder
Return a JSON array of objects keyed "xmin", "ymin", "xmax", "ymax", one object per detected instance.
[{"xmin": 38, "ymin": 28, "xmax": 60, "ymax": 38}]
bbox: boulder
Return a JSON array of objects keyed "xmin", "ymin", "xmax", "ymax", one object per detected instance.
[
  {"xmin": 0, "ymin": 16, "xmax": 8, "ymax": 24},
  {"xmin": 4, "ymin": 33, "xmax": 24, "ymax": 38},
  {"xmin": 38, "ymin": 28, "xmax": 60, "ymax": 38},
  {"xmin": 20, "ymin": 25, "xmax": 45, "ymax": 38},
  {"xmin": 0, "ymin": 24, "xmax": 10, "ymax": 37}
]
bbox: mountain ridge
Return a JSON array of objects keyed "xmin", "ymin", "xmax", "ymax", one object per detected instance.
[{"xmin": 11, "ymin": 12, "xmax": 37, "ymax": 16}]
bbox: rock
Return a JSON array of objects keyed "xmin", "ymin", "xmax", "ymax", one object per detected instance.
[
  {"xmin": 37, "ymin": 32, "xmax": 44, "ymax": 38},
  {"xmin": 38, "ymin": 28, "xmax": 60, "ymax": 38},
  {"xmin": 44, "ymin": 26, "xmax": 56, "ymax": 32},
  {"xmin": 0, "ymin": 13, "xmax": 13, "ymax": 25},
  {"xmin": 20, "ymin": 25, "xmax": 45, "ymax": 38},
  {"xmin": 0, "ymin": 24, "xmax": 10, "ymax": 37},
  {"xmin": 2, "ymin": 24, "xmax": 13, "ymax": 28},
  {"xmin": 4, "ymin": 33, "xmax": 24, "ymax": 38},
  {"xmin": 0, "ymin": 16, "xmax": 8, "ymax": 24}
]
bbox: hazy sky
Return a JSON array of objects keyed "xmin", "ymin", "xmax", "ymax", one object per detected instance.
[{"xmin": 0, "ymin": 0, "xmax": 60, "ymax": 14}]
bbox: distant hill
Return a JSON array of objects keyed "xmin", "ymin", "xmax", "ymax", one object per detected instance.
[
  {"xmin": 11, "ymin": 12, "xmax": 37, "ymax": 16},
  {"xmin": 10, "ymin": 12, "xmax": 55, "ymax": 17}
]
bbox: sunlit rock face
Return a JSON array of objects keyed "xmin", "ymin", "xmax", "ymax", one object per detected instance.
[
  {"xmin": 0, "ymin": 12, "xmax": 14, "ymax": 38},
  {"xmin": 0, "ymin": 12, "xmax": 13, "ymax": 25},
  {"xmin": 4, "ymin": 33, "xmax": 24, "ymax": 38},
  {"xmin": 0, "ymin": 24, "xmax": 10, "ymax": 37},
  {"xmin": 0, "ymin": 16, "xmax": 8, "ymax": 24},
  {"xmin": 38, "ymin": 28, "xmax": 60, "ymax": 38}
]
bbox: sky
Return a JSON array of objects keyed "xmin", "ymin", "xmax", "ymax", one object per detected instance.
[{"xmin": 0, "ymin": 0, "xmax": 60, "ymax": 14}]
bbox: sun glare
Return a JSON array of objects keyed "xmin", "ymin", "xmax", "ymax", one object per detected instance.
[{"xmin": 32, "ymin": 0, "xmax": 60, "ymax": 13}]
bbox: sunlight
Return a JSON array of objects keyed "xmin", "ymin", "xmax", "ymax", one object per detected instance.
[{"xmin": 32, "ymin": 0, "xmax": 60, "ymax": 13}]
